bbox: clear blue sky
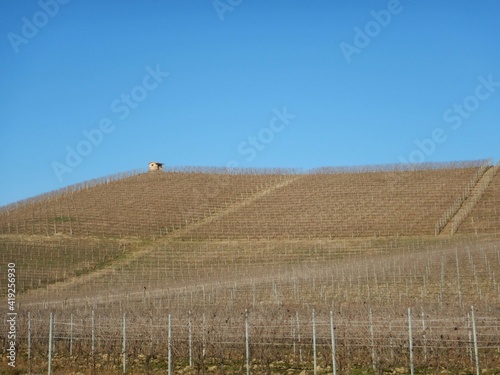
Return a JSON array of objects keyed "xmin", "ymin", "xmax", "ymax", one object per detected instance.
[{"xmin": 1, "ymin": 0, "xmax": 500, "ymax": 206}]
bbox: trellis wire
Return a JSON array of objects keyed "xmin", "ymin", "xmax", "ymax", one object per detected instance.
[{"xmin": 8, "ymin": 308, "xmax": 500, "ymax": 374}]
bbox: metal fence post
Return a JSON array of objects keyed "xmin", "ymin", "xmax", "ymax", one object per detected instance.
[
  {"xmin": 245, "ymin": 309, "xmax": 250, "ymax": 375},
  {"xmin": 471, "ymin": 306, "xmax": 480, "ymax": 375},
  {"xmin": 122, "ymin": 312, "xmax": 126, "ymax": 374},
  {"xmin": 330, "ymin": 311, "xmax": 337, "ymax": 375},
  {"xmin": 312, "ymin": 309, "xmax": 317, "ymax": 375},
  {"xmin": 48, "ymin": 313, "xmax": 53, "ymax": 375},
  {"xmin": 408, "ymin": 308, "xmax": 414, "ymax": 375}
]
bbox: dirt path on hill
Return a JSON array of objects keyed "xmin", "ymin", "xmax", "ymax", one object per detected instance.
[
  {"xmin": 440, "ymin": 165, "xmax": 499, "ymax": 236},
  {"xmin": 167, "ymin": 174, "xmax": 303, "ymax": 239}
]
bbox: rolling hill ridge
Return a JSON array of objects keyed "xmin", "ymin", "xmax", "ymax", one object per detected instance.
[{"xmin": 1, "ymin": 160, "xmax": 498, "ymax": 240}]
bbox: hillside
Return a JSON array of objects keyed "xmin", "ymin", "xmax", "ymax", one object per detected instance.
[
  {"xmin": 183, "ymin": 165, "xmax": 482, "ymax": 239},
  {"xmin": 0, "ymin": 161, "xmax": 496, "ymax": 241},
  {"xmin": 2, "ymin": 160, "xmax": 500, "ymax": 374},
  {"xmin": 0, "ymin": 168, "xmax": 297, "ymax": 239}
]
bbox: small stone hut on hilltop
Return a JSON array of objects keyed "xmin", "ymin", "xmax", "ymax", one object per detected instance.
[{"xmin": 148, "ymin": 162, "xmax": 163, "ymax": 172}]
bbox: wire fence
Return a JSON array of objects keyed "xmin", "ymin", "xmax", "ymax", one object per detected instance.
[
  {"xmin": 308, "ymin": 159, "xmax": 491, "ymax": 174},
  {"xmin": 3, "ymin": 306, "xmax": 500, "ymax": 374}
]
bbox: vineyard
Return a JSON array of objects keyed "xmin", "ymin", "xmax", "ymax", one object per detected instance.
[{"xmin": 1, "ymin": 160, "xmax": 500, "ymax": 374}]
